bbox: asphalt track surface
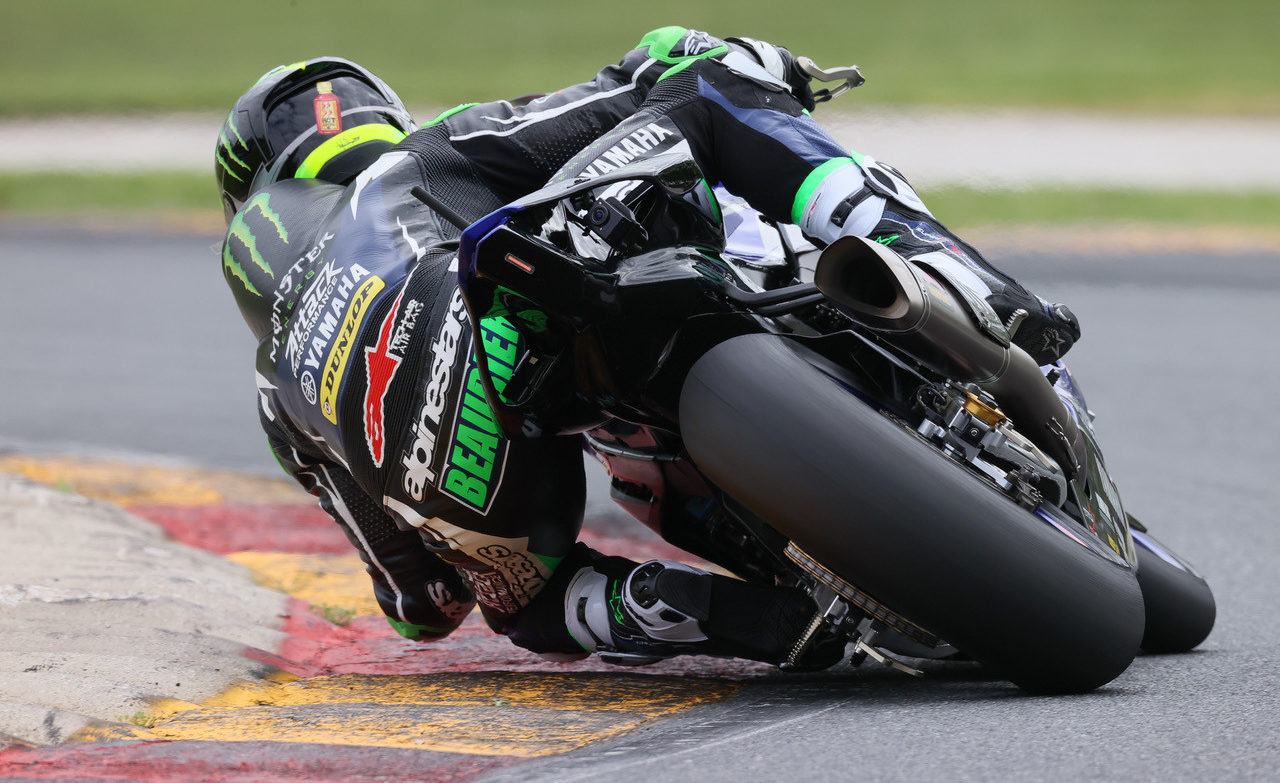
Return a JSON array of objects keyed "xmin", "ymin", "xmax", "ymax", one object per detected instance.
[{"xmin": 2, "ymin": 224, "xmax": 1280, "ymax": 780}]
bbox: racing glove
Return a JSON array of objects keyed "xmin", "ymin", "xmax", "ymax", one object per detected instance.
[{"xmin": 726, "ymin": 37, "xmax": 818, "ymax": 111}]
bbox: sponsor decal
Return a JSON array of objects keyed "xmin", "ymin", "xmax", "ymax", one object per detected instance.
[
  {"xmin": 319, "ymin": 275, "xmax": 385, "ymax": 424},
  {"xmin": 362, "ymin": 288, "xmax": 424, "ymax": 466},
  {"xmin": 673, "ymin": 30, "xmax": 722, "ymax": 57},
  {"xmin": 216, "ymin": 112, "xmax": 252, "ymax": 184},
  {"xmin": 313, "ymin": 81, "xmax": 342, "ymax": 135},
  {"xmin": 401, "ymin": 289, "xmax": 468, "ymax": 501},
  {"xmin": 269, "ymin": 231, "xmax": 333, "ymax": 364},
  {"xmin": 577, "ymin": 122, "xmax": 675, "ymax": 179},
  {"xmin": 468, "ymin": 544, "xmax": 546, "ymax": 615},
  {"xmin": 427, "ymin": 579, "xmax": 474, "ymax": 622},
  {"xmin": 222, "ymin": 192, "xmax": 288, "ymax": 297},
  {"xmin": 300, "ymin": 370, "xmax": 318, "ymax": 405},
  {"xmin": 438, "ymin": 316, "xmax": 518, "ymax": 513},
  {"xmin": 283, "ymin": 260, "xmax": 371, "ymax": 378}
]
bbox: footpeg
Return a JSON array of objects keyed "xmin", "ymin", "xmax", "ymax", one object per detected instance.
[{"xmin": 852, "ymin": 639, "xmax": 924, "ymax": 677}]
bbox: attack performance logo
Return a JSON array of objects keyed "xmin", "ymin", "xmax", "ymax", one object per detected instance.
[{"xmin": 363, "ymin": 286, "xmax": 424, "ymax": 466}]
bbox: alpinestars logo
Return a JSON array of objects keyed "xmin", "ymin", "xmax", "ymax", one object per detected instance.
[
  {"xmin": 401, "ymin": 289, "xmax": 468, "ymax": 501},
  {"xmin": 363, "ymin": 287, "xmax": 424, "ymax": 466},
  {"xmin": 673, "ymin": 30, "xmax": 723, "ymax": 57},
  {"xmin": 577, "ymin": 122, "xmax": 676, "ymax": 179}
]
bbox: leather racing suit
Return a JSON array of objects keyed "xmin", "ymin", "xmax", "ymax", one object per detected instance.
[{"xmin": 224, "ymin": 27, "xmax": 1071, "ymax": 662}]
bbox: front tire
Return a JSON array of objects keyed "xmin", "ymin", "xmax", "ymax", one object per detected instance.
[
  {"xmin": 679, "ymin": 334, "xmax": 1144, "ymax": 693},
  {"xmin": 1133, "ymin": 530, "xmax": 1216, "ymax": 653}
]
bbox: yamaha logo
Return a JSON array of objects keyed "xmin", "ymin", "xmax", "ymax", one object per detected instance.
[{"xmin": 300, "ymin": 371, "xmax": 317, "ymax": 405}]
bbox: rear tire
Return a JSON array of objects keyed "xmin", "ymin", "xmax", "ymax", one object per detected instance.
[
  {"xmin": 679, "ymin": 334, "xmax": 1144, "ymax": 693},
  {"xmin": 1133, "ymin": 531, "xmax": 1215, "ymax": 653}
]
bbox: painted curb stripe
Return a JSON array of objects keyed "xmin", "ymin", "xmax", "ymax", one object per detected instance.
[
  {"xmin": 0, "ymin": 740, "xmax": 520, "ymax": 782},
  {"xmin": 3, "ymin": 455, "xmax": 753, "ymax": 772},
  {"xmin": 74, "ymin": 672, "xmax": 735, "ymax": 757}
]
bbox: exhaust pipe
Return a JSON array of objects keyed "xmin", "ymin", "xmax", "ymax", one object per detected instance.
[{"xmin": 814, "ymin": 236, "xmax": 1086, "ymax": 476}]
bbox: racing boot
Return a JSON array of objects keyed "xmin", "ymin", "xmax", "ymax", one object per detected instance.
[
  {"xmin": 563, "ymin": 553, "xmax": 840, "ymax": 668},
  {"xmin": 869, "ymin": 209, "xmax": 1082, "ymax": 364}
]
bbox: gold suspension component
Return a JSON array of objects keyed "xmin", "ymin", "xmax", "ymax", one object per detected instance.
[{"xmin": 963, "ymin": 391, "xmax": 1006, "ymax": 426}]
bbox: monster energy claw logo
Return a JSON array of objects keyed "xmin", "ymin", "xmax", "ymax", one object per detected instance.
[
  {"xmin": 216, "ymin": 112, "xmax": 252, "ymax": 182},
  {"xmin": 223, "ymin": 192, "xmax": 289, "ymax": 297}
]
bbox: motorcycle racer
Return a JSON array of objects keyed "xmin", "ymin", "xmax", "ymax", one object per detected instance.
[{"xmin": 216, "ymin": 28, "xmax": 1079, "ymax": 665}]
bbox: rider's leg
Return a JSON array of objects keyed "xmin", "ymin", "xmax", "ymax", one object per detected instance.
[{"xmin": 506, "ymin": 542, "xmax": 832, "ymax": 666}]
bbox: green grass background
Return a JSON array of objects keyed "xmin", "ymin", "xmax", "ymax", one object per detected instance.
[
  {"xmin": 4, "ymin": 0, "xmax": 1279, "ymax": 116},
  {"xmin": 3, "ymin": 1, "xmax": 1276, "ymax": 226},
  {"xmin": 3, "ymin": 172, "xmax": 1276, "ymax": 232}
]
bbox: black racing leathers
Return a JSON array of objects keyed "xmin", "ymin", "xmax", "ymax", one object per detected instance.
[{"xmin": 224, "ymin": 26, "xmax": 1045, "ymax": 656}]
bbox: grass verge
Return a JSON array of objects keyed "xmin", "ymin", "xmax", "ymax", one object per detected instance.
[
  {"xmin": 3, "ymin": 172, "xmax": 1278, "ymax": 235},
  {"xmin": 4, "ymin": 0, "xmax": 1280, "ymax": 116}
]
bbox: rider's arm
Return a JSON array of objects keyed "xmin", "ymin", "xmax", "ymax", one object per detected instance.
[
  {"xmin": 437, "ymin": 27, "xmax": 736, "ymax": 202},
  {"xmin": 262, "ymin": 413, "xmax": 475, "ymax": 639},
  {"xmin": 547, "ymin": 51, "xmax": 1081, "ymax": 363}
]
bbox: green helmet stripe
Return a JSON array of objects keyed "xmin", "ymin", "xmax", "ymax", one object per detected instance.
[
  {"xmin": 217, "ymin": 130, "xmax": 251, "ymax": 171},
  {"xmin": 295, "ymin": 123, "xmax": 408, "ymax": 179},
  {"xmin": 215, "ymin": 148, "xmax": 245, "ymax": 182},
  {"xmin": 225, "ymin": 112, "xmax": 247, "ymax": 147}
]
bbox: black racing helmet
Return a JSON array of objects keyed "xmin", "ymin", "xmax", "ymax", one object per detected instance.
[{"xmin": 215, "ymin": 56, "xmax": 415, "ymax": 225}]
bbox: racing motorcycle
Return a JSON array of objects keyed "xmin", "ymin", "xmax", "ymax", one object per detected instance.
[{"xmin": 421, "ymin": 117, "xmax": 1214, "ymax": 696}]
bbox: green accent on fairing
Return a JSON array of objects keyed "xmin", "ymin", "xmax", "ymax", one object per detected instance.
[
  {"xmin": 386, "ymin": 617, "xmax": 451, "ymax": 640},
  {"xmin": 609, "ymin": 580, "xmax": 627, "ymax": 625},
  {"xmin": 638, "ymin": 26, "xmax": 728, "ymax": 65},
  {"xmin": 515, "ymin": 308, "xmax": 549, "ymax": 334},
  {"xmin": 425, "ymin": 103, "xmax": 479, "ymax": 126},
  {"xmin": 875, "ymin": 234, "xmax": 901, "ymax": 245},
  {"xmin": 790, "ymin": 157, "xmax": 854, "ymax": 225},
  {"xmin": 849, "ymin": 149, "xmax": 867, "ymax": 165},
  {"xmin": 700, "ymin": 179, "xmax": 722, "ymax": 224},
  {"xmin": 295, "ymin": 123, "xmax": 408, "ymax": 179}
]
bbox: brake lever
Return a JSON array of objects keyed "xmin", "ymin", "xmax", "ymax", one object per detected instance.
[{"xmin": 796, "ymin": 56, "xmax": 866, "ymax": 103}]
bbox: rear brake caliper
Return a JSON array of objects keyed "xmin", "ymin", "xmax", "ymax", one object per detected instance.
[{"xmin": 913, "ymin": 383, "xmax": 1065, "ymax": 508}]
